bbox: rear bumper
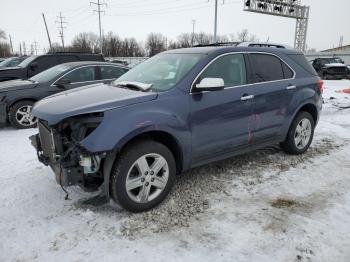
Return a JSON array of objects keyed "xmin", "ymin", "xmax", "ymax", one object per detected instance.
[{"xmin": 0, "ymin": 102, "xmax": 7, "ymax": 124}]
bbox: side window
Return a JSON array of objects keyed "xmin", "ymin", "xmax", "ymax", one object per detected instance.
[
  {"xmin": 100, "ymin": 66, "xmax": 127, "ymax": 80},
  {"xmin": 250, "ymin": 54, "xmax": 284, "ymax": 82},
  {"xmin": 199, "ymin": 54, "xmax": 247, "ymax": 87},
  {"xmin": 282, "ymin": 62, "xmax": 294, "ymax": 79},
  {"xmin": 57, "ymin": 55, "xmax": 78, "ymax": 64},
  {"xmin": 30, "ymin": 56, "xmax": 57, "ymax": 73},
  {"xmin": 61, "ymin": 66, "xmax": 96, "ymax": 83}
]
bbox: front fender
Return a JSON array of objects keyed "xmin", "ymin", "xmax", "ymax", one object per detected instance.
[{"xmin": 80, "ymin": 93, "xmax": 191, "ymax": 168}]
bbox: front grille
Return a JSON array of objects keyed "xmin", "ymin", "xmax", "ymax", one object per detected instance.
[{"xmin": 329, "ymin": 67, "xmax": 347, "ymax": 74}]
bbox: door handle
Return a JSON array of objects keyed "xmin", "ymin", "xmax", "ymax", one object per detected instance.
[
  {"xmin": 286, "ymin": 85, "xmax": 297, "ymax": 90},
  {"xmin": 241, "ymin": 95, "xmax": 255, "ymax": 101}
]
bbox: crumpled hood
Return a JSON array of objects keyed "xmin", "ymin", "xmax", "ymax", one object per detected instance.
[
  {"xmin": 324, "ymin": 63, "xmax": 347, "ymax": 68},
  {"xmin": 32, "ymin": 83, "xmax": 158, "ymax": 125},
  {"xmin": 0, "ymin": 79, "xmax": 38, "ymax": 92}
]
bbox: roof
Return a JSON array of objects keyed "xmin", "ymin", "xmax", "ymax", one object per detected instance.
[
  {"xmin": 60, "ymin": 61, "xmax": 129, "ymax": 68},
  {"xmin": 164, "ymin": 46, "xmax": 302, "ymax": 56},
  {"xmin": 321, "ymin": 44, "xmax": 350, "ymax": 52}
]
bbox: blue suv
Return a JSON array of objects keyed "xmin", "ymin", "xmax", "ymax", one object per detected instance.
[{"xmin": 30, "ymin": 44, "xmax": 323, "ymax": 212}]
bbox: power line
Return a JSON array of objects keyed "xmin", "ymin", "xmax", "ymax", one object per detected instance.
[
  {"xmin": 90, "ymin": 0, "xmax": 107, "ymax": 54},
  {"xmin": 56, "ymin": 12, "xmax": 67, "ymax": 48},
  {"xmin": 106, "ymin": 1, "xmax": 237, "ymax": 17}
]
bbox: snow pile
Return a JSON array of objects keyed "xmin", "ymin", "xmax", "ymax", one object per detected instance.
[{"xmin": 1, "ymin": 81, "xmax": 350, "ymax": 262}]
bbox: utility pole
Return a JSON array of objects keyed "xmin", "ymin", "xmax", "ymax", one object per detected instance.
[
  {"xmin": 19, "ymin": 44, "xmax": 22, "ymax": 56},
  {"xmin": 214, "ymin": 0, "xmax": 218, "ymax": 43},
  {"xmin": 90, "ymin": 0, "xmax": 107, "ymax": 54},
  {"xmin": 8, "ymin": 34, "xmax": 14, "ymax": 54},
  {"xmin": 56, "ymin": 12, "xmax": 67, "ymax": 49},
  {"xmin": 42, "ymin": 13, "xmax": 52, "ymax": 50},
  {"xmin": 191, "ymin": 19, "xmax": 196, "ymax": 46}
]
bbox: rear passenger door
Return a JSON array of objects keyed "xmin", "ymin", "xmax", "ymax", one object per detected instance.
[{"xmin": 248, "ymin": 53, "xmax": 295, "ymax": 144}]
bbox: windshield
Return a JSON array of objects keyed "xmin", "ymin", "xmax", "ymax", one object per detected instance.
[
  {"xmin": 30, "ymin": 64, "xmax": 71, "ymax": 83},
  {"xmin": 320, "ymin": 58, "xmax": 343, "ymax": 65},
  {"xmin": 17, "ymin": 56, "xmax": 38, "ymax": 68},
  {"xmin": 113, "ymin": 53, "xmax": 204, "ymax": 92}
]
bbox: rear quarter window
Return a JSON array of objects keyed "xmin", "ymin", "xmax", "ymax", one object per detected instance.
[{"xmin": 287, "ymin": 54, "xmax": 318, "ymax": 76}]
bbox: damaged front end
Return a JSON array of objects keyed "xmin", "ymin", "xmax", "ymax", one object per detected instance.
[{"xmin": 30, "ymin": 113, "xmax": 107, "ymax": 192}]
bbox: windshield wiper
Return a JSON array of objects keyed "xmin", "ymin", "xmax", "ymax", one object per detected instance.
[{"xmin": 114, "ymin": 81, "xmax": 152, "ymax": 92}]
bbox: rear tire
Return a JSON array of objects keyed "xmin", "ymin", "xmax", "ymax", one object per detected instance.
[
  {"xmin": 9, "ymin": 100, "xmax": 37, "ymax": 129},
  {"xmin": 281, "ymin": 111, "xmax": 315, "ymax": 155},
  {"xmin": 110, "ymin": 140, "xmax": 176, "ymax": 212}
]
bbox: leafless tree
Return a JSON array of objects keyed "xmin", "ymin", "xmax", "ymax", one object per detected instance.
[
  {"xmin": 177, "ymin": 33, "xmax": 192, "ymax": 48},
  {"xmin": 237, "ymin": 29, "xmax": 259, "ymax": 42},
  {"xmin": 145, "ymin": 33, "xmax": 166, "ymax": 56},
  {"xmin": 71, "ymin": 32, "xmax": 99, "ymax": 53},
  {"xmin": 0, "ymin": 29, "xmax": 6, "ymax": 40}
]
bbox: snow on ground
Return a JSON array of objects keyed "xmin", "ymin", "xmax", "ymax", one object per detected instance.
[{"xmin": 1, "ymin": 81, "xmax": 350, "ymax": 262}]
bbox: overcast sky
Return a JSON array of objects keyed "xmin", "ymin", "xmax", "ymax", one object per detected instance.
[{"xmin": 1, "ymin": 0, "xmax": 349, "ymax": 54}]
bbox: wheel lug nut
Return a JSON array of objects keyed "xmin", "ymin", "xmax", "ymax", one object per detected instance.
[
  {"xmin": 145, "ymin": 182, "xmax": 149, "ymax": 186},
  {"xmin": 141, "ymin": 178, "xmax": 145, "ymax": 182},
  {"xmin": 151, "ymin": 178, "xmax": 154, "ymax": 182},
  {"xmin": 144, "ymin": 171, "xmax": 148, "ymax": 175},
  {"xmin": 150, "ymin": 171, "xmax": 154, "ymax": 175}
]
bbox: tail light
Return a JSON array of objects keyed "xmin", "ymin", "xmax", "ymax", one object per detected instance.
[{"xmin": 317, "ymin": 79, "xmax": 324, "ymax": 94}]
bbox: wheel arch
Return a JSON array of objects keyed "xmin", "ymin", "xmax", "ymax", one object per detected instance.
[
  {"xmin": 116, "ymin": 130, "xmax": 184, "ymax": 175},
  {"xmin": 9, "ymin": 97, "xmax": 38, "ymax": 109}
]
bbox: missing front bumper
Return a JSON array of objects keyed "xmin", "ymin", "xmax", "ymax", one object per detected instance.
[{"xmin": 30, "ymin": 133, "xmax": 84, "ymax": 187}]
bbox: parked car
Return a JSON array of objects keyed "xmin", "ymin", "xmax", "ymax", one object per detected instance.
[
  {"xmin": 311, "ymin": 57, "xmax": 349, "ymax": 80},
  {"xmin": 110, "ymin": 59, "xmax": 129, "ymax": 66},
  {"xmin": 0, "ymin": 61, "xmax": 128, "ymax": 129},
  {"xmin": 0, "ymin": 56, "xmax": 28, "ymax": 68},
  {"xmin": 0, "ymin": 52, "xmax": 105, "ymax": 82},
  {"xmin": 30, "ymin": 44, "xmax": 323, "ymax": 212}
]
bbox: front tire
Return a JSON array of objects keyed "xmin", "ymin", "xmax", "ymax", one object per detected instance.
[
  {"xmin": 110, "ymin": 140, "xmax": 176, "ymax": 212},
  {"xmin": 9, "ymin": 100, "xmax": 37, "ymax": 129},
  {"xmin": 281, "ymin": 111, "xmax": 315, "ymax": 155}
]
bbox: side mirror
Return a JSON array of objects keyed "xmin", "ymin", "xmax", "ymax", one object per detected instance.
[
  {"xmin": 29, "ymin": 62, "xmax": 38, "ymax": 71},
  {"xmin": 195, "ymin": 78, "xmax": 225, "ymax": 92},
  {"xmin": 54, "ymin": 79, "xmax": 71, "ymax": 88}
]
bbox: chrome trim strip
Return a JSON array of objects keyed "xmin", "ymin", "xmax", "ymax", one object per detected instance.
[{"xmin": 190, "ymin": 51, "xmax": 296, "ymax": 94}]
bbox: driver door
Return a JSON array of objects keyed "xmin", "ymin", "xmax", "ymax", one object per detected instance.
[{"xmin": 190, "ymin": 54, "xmax": 255, "ymax": 165}]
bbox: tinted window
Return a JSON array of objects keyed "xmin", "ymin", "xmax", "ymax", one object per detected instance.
[
  {"xmin": 250, "ymin": 54, "xmax": 284, "ymax": 82},
  {"xmin": 57, "ymin": 55, "xmax": 78, "ymax": 63},
  {"xmin": 282, "ymin": 62, "xmax": 294, "ymax": 79},
  {"xmin": 288, "ymin": 54, "xmax": 317, "ymax": 75},
  {"xmin": 200, "ymin": 54, "xmax": 247, "ymax": 87},
  {"xmin": 62, "ymin": 66, "xmax": 96, "ymax": 83},
  {"xmin": 30, "ymin": 56, "xmax": 58, "ymax": 74},
  {"xmin": 101, "ymin": 66, "xmax": 127, "ymax": 80}
]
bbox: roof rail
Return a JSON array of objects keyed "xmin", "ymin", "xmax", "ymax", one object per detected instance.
[
  {"xmin": 46, "ymin": 51, "xmax": 100, "ymax": 55},
  {"xmin": 237, "ymin": 42, "xmax": 293, "ymax": 49},
  {"xmin": 192, "ymin": 42, "xmax": 293, "ymax": 49},
  {"xmin": 193, "ymin": 42, "xmax": 240, "ymax": 47}
]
